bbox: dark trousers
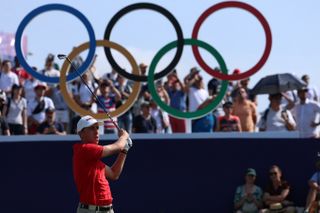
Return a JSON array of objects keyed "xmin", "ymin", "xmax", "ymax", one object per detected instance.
[{"xmin": 9, "ymin": 123, "xmax": 25, "ymax": 135}]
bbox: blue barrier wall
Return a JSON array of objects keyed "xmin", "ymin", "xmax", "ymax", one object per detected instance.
[{"xmin": 0, "ymin": 138, "xmax": 319, "ymax": 212}]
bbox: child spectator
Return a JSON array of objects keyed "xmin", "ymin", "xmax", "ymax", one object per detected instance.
[{"xmin": 216, "ymin": 101, "xmax": 241, "ymax": 132}]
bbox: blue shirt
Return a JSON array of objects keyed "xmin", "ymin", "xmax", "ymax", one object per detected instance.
[{"xmin": 168, "ymin": 89, "xmax": 186, "ymax": 111}]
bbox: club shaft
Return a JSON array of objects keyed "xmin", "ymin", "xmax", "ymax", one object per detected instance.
[{"xmin": 63, "ymin": 56, "xmax": 120, "ymax": 131}]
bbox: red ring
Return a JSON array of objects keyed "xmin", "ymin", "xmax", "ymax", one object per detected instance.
[{"xmin": 191, "ymin": 1, "xmax": 272, "ymax": 81}]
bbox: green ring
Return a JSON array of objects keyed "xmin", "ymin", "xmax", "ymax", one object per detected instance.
[{"xmin": 148, "ymin": 38, "xmax": 229, "ymax": 119}]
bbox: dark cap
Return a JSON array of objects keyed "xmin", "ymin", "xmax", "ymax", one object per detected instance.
[
  {"xmin": 12, "ymin": 84, "xmax": 22, "ymax": 90},
  {"xmin": 190, "ymin": 67, "xmax": 200, "ymax": 74},
  {"xmin": 269, "ymin": 93, "xmax": 282, "ymax": 99},
  {"xmin": 223, "ymin": 101, "xmax": 233, "ymax": 108}
]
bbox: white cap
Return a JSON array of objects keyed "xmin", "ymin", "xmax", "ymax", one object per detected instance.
[{"xmin": 77, "ymin": 115, "xmax": 100, "ymax": 133}]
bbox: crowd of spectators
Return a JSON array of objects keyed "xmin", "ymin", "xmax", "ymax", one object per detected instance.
[
  {"xmin": 234, "ymin": 163, "xmax": 320, "ymax": 213},
  {"xmin": 1, "ymin": 53, "xmax": 320, "ymax": 137}
]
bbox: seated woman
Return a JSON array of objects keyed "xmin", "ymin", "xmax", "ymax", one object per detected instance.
[
  {"xmin": 304, "ymin": 160, "xmax": 320, "ymax": 213},
  {"xmin": 260, "ymin": 165, "xmax": 295, "ymax": 213},
  {"xmin": 234, "ymin": 168, "xmax": 263, "ymax": 213}
]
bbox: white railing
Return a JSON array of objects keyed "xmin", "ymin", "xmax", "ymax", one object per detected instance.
[{"xmin": 0, "ymin": 131, "xmax": 300, "ymax": 142}]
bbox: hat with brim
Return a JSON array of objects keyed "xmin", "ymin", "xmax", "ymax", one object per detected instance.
[
  {"xmin": 34, "ymin": 83, "xmax": 47, "ymax": 90},
  {"xmin": 246, "ymin": 168, "xmax": 257, "ymax": 176},
  {"xmin": 77, "ymin": 115, "xmax": 102, "ymax": 133}
]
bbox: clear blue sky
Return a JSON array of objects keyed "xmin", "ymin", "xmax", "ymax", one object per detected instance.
[{"xmin": 1, "ymin": 0, "xmax": 320, "ymax": 113}]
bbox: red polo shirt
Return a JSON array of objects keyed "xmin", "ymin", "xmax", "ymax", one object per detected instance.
[{"xmin": 73, "ymin": 142, "xmax": 113, "ymax": 205}]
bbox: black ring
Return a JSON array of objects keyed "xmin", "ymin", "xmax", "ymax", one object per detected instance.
[{"xmin": 104, "ymin": 3, "xmax": 184, "ymax": 82}]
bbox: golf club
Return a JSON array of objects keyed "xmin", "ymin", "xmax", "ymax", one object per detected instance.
[{"xmin": 57, "ymin": 54, "xmax": 120, "ymax": 131}]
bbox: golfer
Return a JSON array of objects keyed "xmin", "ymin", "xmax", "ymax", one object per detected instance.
[{"xmin": 73, "ymin": 115, "xmax": 131, "ymax": 213}]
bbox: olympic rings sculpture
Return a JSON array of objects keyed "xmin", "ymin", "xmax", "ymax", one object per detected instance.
[{"xmin": 15, "ymin": 1, "xmax": 272, "ymax": 119}]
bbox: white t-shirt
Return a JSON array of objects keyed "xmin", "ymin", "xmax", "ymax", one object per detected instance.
[
  {"xmin": 41, "ymin": 68, "xmax": 60, "ymax": 78},
  {"xmin": 257, "ymin": 106, "xmax": 296, "ymax": 131},
  {"xmin": 41, "ymin": 68, "xmax": 60, "ymax": 88},
  {"xmin": 6, "ymin": 97, "xmax": 27, "ymax": 125},
  {"xmin": 291, "ymin": 99, "xmax": 320, "ymax": 138},
  {"xmin": 0, "ymin": 71, "xmax": 19, "ymax": 91},
  {"xmin": 27, "ymin": 96, "xmax": 55, "ymax": 123},
  {"xmin": 307, "ymin": 85, "xmax": 319, "ymax": 102},
  {"xmin": 150, "ymin": 108, "xmax": 163, "ymax": 133},
  {"xmin": 74, "ymin": 82, "xmax": 97, "ymax": 104},
  {"xmin": 188, "ymin": 87, "xmax": 209, "ymax": 112}
]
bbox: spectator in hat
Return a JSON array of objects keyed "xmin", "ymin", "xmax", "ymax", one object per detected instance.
[
  {"xmin": 132, "ymin": 102, "xmax": 157, "ymax": 133},
  {"xmin": 12, "ymin": 56, "xmax": 30, "ymax": 86},
  {"xmin": 184, "ymin": 67, "xmax": 211, "ymax": 132},
  {"xmin": 0, "ymin": 60, "xmax": 19, "ymax": 96},
  {"xmin": 291, "ymin": 87, "xmax": 320, "ymax": 138},
  {"xmin": 27, "ymin": 83, "xmax": 55, "ymax": 134},
  {"xmin": 216, "ymin": 101, "xmax": 241, "ymax": 132},
  {"xmin": 2, "ymin": 84, "xmax": 27, "ymax": 135},
  {"xmin": 97, "ymin": 79, "xmax": 121, "ymax": 134},
  {"xmin": 0, "ymin": 90, "xmax": 10, "ymax": 136},
  {"xmin": 234, "ymin": 168, "xmax": 263, "ymax": 213},
  {"xmin": 41, "ymin": 53, "xmax": 60, "ymax": 78},
  {"xmin": 37, "ymin": 107, "xmax": 66, "ymax": 135},
  {"xmin": 166, "ymin": 72, "xmax": 187, "ymax": 133},
  {"xmin": 40, "ymin": 54, "xmax": 60, "ymax": 96},
  {"xmin": 301, "ymin": 74, "xmax": 319, "ymax": 102}
]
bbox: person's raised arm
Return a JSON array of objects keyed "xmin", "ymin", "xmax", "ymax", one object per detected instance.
[
  {"xmin": 104, "ymin": 129, "xmax": 131, "ymax": 180},
  {"xmin": 101, "ymin": 129, "xmax": 128, "ymax": 158}
]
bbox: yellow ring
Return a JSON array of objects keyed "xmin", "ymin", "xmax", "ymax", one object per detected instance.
[{"xmin": 59, "ymin": 40, "xmax": 141, "ymax": 119}]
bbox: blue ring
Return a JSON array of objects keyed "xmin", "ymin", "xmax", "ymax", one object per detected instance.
[{"xmin": 15, "ymin": 4, "xmax": 96, "ymax": 83}]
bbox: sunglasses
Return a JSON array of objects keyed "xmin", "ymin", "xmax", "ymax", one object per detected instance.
[{"xmin": 269, "ymin": 172, "xmax": 277, "ymax": 176}]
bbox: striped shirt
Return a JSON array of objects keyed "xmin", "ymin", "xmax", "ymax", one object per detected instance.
[{"xmin": 97, "ymin": 95, "xmax": 117, "ymax": 130}]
